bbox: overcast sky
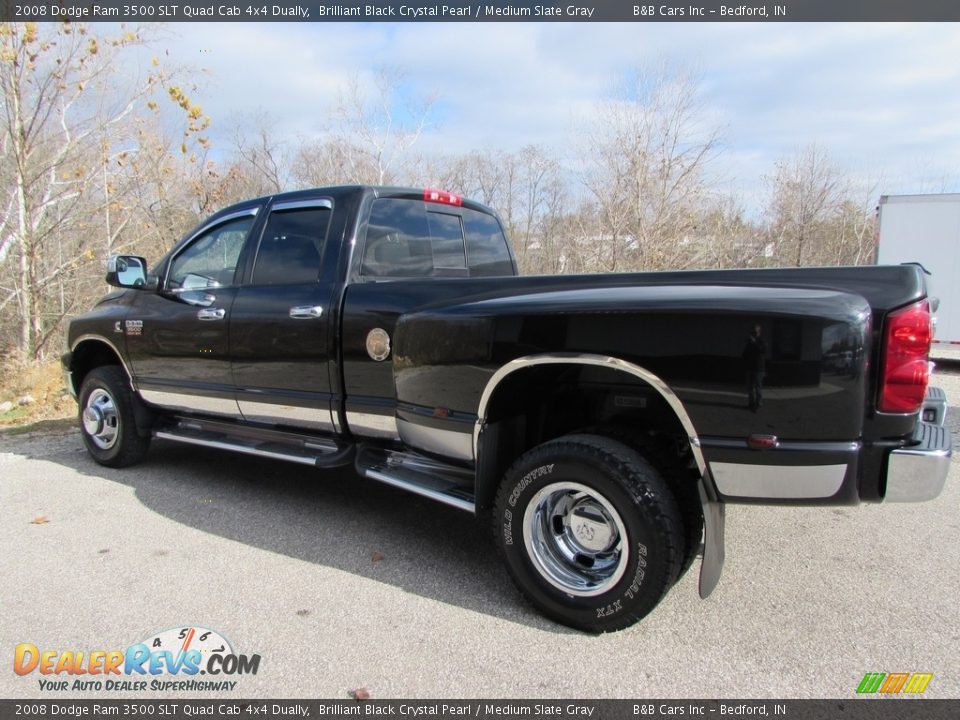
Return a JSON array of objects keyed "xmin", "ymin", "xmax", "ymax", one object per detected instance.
[{"xmin": 154, "ymin": 21, "xmax": 960, "ymax": 213}]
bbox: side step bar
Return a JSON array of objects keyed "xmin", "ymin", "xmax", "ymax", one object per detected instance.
[
  {"xmin": 154, "ymin": 417, "xmax": 355, "ymax": 468},
  {"xmin": 356, "ymin": 445, "xmax": 476, "ymax": 513}
]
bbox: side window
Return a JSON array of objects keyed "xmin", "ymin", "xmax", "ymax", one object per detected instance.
[
  {"xmin": 360, "ymin": 199, "xmax": 467, "ymax": 278},
  {"xmin": 464, "ymin": 210, "xmax": 514, "ymax": 277},
  {"xmin": 252, "ymin": 206, "xmax": 331, "ymax": 286},
  {"xmin": 168, "ymin": 216, "xmax": 254, "ymax": 290}
]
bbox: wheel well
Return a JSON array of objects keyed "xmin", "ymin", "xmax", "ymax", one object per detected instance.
[
  {"xmin": 475, "ymin": 362, "xmax": 698, "ymax": 514},
  {"xmin": 69, "ymin": 340, "xmax": 127, "ymax": 396}
]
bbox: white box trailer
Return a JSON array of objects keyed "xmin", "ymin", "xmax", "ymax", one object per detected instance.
[{"xmin": 877, "ymin": 193, "xmax": 960, "ymax": 350}]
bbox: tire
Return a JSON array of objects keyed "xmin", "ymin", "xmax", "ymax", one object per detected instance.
[
  {"xmin": 492, "ymin": 433, "xmax": 684, "ymax": 633},
  {"xmin": 78, "ymin": 366, "xmax": 150, "ymax": 468},
  {"xmin": 590, "ymin": 427, "xmax": 704, "ymax": 582}
]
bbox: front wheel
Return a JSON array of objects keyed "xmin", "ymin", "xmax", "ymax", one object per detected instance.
[
  {"xmin": 492, "ymin": 434, "xmax": 683, "ymax": 632},
  {"xmin": 78, "ymin": 366, "xmax": 150, "ymax": 468}
]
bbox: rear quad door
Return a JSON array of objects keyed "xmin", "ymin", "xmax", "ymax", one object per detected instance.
[
  {"xmin": 127, "ymin": 210, "xmax": 258, "ymax": 417},
  {"xmin": 341, "ymin": 195, "xmax": 515, "ymax": 450},
  {"xmin": 228, "ymin": 198, "xmax": 338, "ymax": 432}
]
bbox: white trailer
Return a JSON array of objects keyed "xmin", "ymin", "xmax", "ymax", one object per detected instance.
[{"xmin": 877, "ymin": 193, "xmax": 960, "ymax": 353}]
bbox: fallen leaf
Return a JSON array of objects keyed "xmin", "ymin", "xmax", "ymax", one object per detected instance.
[
  {"xmin": 349, "ymin": 687, "xmax": 371, "ymax": 701},
  {"xmin": 30, "ymin": 516, "xmax": 49, "ymax": 525},
  {"xmin": 371, "ymin": 551, "xmax": 384, "ymax": 563}
]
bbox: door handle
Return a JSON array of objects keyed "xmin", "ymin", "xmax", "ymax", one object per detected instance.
[
  {"xmin": 289, "ymin": 305, "xmax": 324, "ymax": 319},
  {"xmin": 197, "ymin": 307, "xmax": 226, "ymax": 321}
]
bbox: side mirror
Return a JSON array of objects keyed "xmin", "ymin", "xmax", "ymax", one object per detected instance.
[{"xmin": 106, "ymin": 255, "xmax": 148, "ymax": 289}]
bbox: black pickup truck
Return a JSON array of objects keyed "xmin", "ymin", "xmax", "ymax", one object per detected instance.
[{"xmin": 63, "ymin": 185, "xmax": 952, "ymax": 632}]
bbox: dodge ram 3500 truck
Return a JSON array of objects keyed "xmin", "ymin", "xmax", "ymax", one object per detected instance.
[{"xmin": 63, "ymin": 186, "xmax": 952, "ymax": 632}]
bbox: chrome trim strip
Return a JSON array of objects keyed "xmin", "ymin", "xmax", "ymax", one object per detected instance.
[
  {"xmin": 237, "ymin": 400, "xmax": 335, "ymax": 432},
  {"xmin": 347, "ymin": 411, "xmax": 399, "ymax": 439},
  {"xmin": 154, "ymin": 431, "xmax": 317, "ymax": 466},
  {"xmin": 140, "ymin": 389, "xmax": 241, "ymax": 418},
  {"xmin": 710, "ymin": 462, "xmax": 847, "ymax": 499},
  {"xmin": 363, "ymin": 468, "xmax": 475, "ymax": 513},
  {"xmin": 397, "ymin": 418, "xmax": 474, "ymax": 462},
  {"xmin": 474, "ymin": 353, "xmax": 708, "ymax": 476},
  {"xmin": 271, "ymin": 198, "xmax": 333, "ymax": 212},
  {"xmin": 331, "ymin": 410, "xmax": 343, "ymax": 435},
  {"xmin": 70, "ymin": 335, "xmax": 137, "ymax": 392}
]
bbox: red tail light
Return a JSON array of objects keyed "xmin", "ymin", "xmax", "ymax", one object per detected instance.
[
  {"xmin": 423, "ymin": 188, "xmax": 462, "ymax": 207},
  {"xmin": 879, "ymin": 300, "xmax": 932, "ymax": 414}
]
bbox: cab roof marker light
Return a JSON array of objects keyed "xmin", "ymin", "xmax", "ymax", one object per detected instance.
[{"xmin": 424, "ymin": 189, "xmax": 463, "ymax": 207}]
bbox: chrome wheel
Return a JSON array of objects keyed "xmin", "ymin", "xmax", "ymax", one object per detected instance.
[
  {"xmin": 82, "ymin": 388, "xmax": 119, "ymax": 450},
  {"xmin": 523, "ymin": 481, "xmax": 629, "ymax": 597}
]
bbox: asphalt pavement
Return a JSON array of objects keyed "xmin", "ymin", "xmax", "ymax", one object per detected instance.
[{"xmin": 1, "ymin": 370, "xmax": 958, "ymax": 700}]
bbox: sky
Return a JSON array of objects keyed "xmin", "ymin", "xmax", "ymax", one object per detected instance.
[{"xmin": 146, "ymin": 21, "xmax": 960, "ymax": 215}]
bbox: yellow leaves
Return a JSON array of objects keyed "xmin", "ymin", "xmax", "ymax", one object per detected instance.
[
  {"xmin": 180, "ymin": 143, "xmax": 187, "ymax": 155},
  {"xmin": 87, "ymin": 38, "xmax": 98, "ymax": 56},
  {"xmin": 23, "ymin": 23, "xmax": 38, "ymax": 45},
  {"xmin": 188, "ymin": 105, "xmax": 203, "ymax": 120},
  {"xmin": 168, "ymin": 85, "xmax": 191, "ymax": 111},
  {"xmin": 84, "ymin": 250, "xmax": 95, "ymax": 261},
  {"xmin": 151, "ymin": 56, "xmax": 160, "ymax": 67},
  {"xmin": 147, "ymin": 101, "xmax": 158, "ymax": 111}
]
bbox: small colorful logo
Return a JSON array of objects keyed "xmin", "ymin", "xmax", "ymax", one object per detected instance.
[
  {"xmin": 13, "ymin": 626, "xmax": 261, "ymax": 692},
  {"xmin": 856, "ymin": 672, "xmax": 933, "ymax": 695}
]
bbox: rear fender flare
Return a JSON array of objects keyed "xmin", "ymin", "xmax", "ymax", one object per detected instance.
[{"xmin": 473, "ymin": 352, "xmax": 725, "ymax": 598}]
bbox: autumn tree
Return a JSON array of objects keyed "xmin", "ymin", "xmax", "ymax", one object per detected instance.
[{"xmin": 0, "ymin": 22, "xmax": 207, "ymax": 361}]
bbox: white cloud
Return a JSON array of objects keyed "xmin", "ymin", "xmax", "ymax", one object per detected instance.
[{"xmin": 144, "ymin": 21, "xmax": 960, "ymax": 211}]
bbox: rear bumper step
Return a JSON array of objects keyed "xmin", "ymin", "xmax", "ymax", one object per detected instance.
[
  {"xmin": 922, "ymin": 385, "xmax": 947, "ymax": 425},
  {"xmin": 885, "ymin": 418, "xmax": 952, "ymax": 502}
]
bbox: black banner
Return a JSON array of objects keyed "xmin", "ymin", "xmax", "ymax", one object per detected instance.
[
  {"xmin": 2, "ymin": 0, "xmax": 960, "ymax": 23},
  {"xmin": 1, "ymin": 700, "xmax": 960, "ymax": 720}
]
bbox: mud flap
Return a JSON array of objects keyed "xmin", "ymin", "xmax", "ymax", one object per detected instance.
[{"xmin": 697, "ymin": 478, "xmax": 726, "ymax": 598}]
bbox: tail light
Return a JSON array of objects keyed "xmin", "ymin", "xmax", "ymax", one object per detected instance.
[
  {"xmin": 878, "ymin": 300, "xmax": 932, "ymax": 414},
  {"xmin": 423, "ymin": 188, "xmax": 462, "ymax": 207}
]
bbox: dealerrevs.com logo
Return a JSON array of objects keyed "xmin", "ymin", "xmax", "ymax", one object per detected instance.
[{"xmin": 14, "ymin": 626, "xmax": 261, "ymax": 692}]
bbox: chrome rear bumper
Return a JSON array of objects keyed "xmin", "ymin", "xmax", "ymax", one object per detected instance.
[{"xmin": 885, "ymin": 418, "xmax": 952, "ymax": 502}]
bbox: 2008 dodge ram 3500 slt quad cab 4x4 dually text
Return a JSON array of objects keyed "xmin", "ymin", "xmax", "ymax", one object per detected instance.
[{"xmin": 63, "ymin": 186, "xmax": 952, "ymax": 632}]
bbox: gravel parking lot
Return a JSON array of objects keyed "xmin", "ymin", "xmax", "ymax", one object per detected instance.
[{"xmin": 1, "ymin": 368, "xmax": 958, "ymax": 699}]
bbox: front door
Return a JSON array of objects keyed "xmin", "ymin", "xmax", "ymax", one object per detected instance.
[{"xmin": 127, "ymin": 212, "xmax": 257, "ymax": 417}]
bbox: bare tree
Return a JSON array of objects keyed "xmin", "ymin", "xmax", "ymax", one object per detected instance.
[
  {"xmin": 292, "ymin": 68, "xmax": 435, "ymax": 188},
  {"xmin": 578, "ymin": 63, "xmax": 721, "ymax": 272},
  {"xmin": 763, "ymin": 145, "xmax": 848, "ymax": 267}
]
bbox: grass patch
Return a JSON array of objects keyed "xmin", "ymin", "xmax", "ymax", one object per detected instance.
[{"xmin": 0, "ymin": 359, "xmax": 75, "ymax": 429}]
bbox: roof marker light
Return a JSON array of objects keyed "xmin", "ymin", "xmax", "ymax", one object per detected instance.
[{"xmin": 424, "ymin": 188, "xmax": 463, "ymax": 207}]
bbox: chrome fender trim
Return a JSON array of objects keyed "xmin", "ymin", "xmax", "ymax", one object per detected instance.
[
  {"xmin": 474, "ymin": 352, "xmax": 724, "ymax": 599},
  {"xmin": 70, "ymin": 335, "xmax": 137, "ymax": 393}
]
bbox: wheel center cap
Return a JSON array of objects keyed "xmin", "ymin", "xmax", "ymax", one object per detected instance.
[
  {"xmin": 569, "ymin": 503, "xmax": 615, "ymax": 553},
  {"xmin": 82, "ymin": 407, "xmax": 103, "ymax": 435}
]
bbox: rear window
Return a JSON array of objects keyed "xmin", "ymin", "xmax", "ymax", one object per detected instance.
[
  {"xmin": 464, "ymin": 211, "xmax": 514, "ymax": 277},
  {"xmin": 360, "ymin": 198, "xmax": 513, "ymax": 279}
]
